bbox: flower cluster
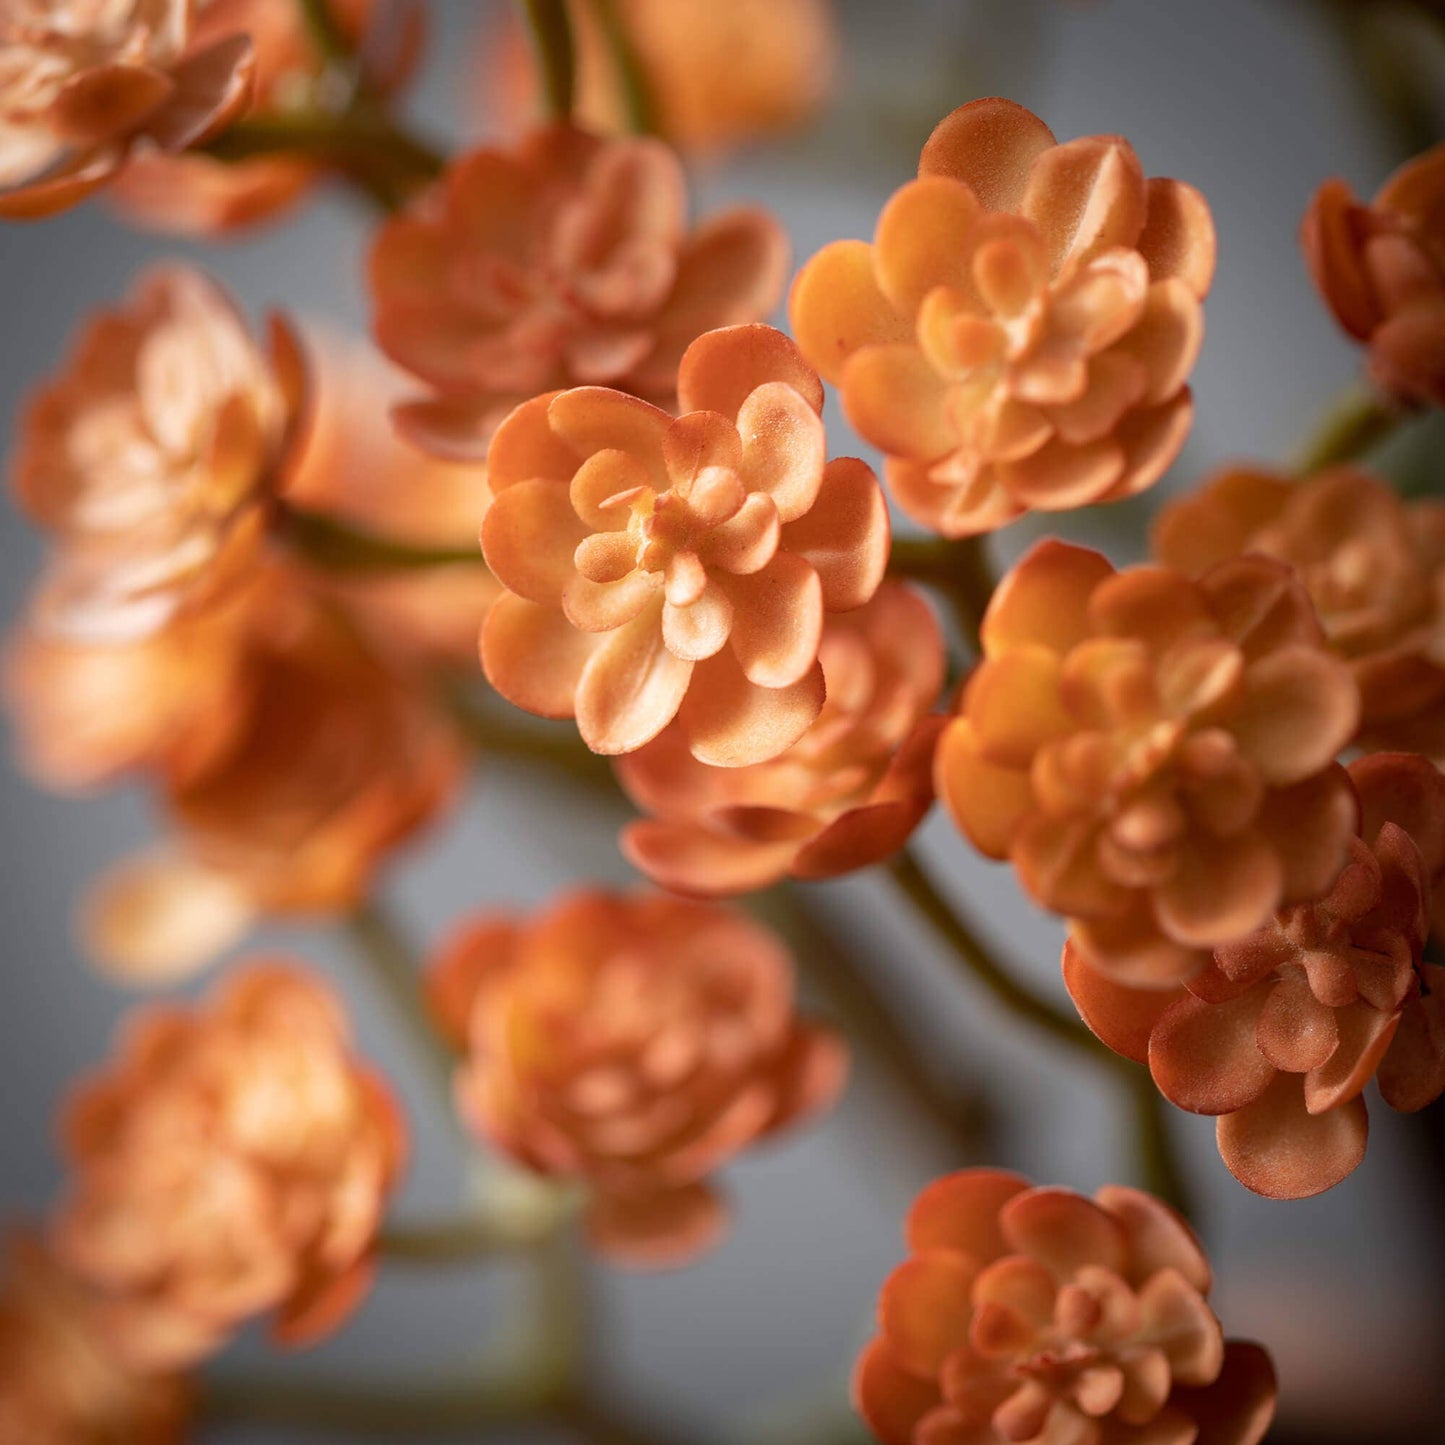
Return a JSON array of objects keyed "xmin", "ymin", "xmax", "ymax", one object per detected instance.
[
  {"xmin": 855, "ymin": 1169, "xmax": 1277, "ymax": 1445},
  {"xmin": 428, "ymin": 889, "xmax": 846, "ymax": 1267},
  {"xmin": 790, "ymin": 97, "xmax": 1215, "ymax": 535}
]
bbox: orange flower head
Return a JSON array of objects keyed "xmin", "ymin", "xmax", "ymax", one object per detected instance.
[
  {"xmin": 112, "ymin": 0, "xmax": 421, "ymax": 235},
  {"xmin": 480, "ymin": 324, "xmax": 891, "ymax": 764},
  {"xmin": 1154, "ymin": 463, "xmax": 1445, "ymax": 760},
  {"xmin": 429, "ymin": 890, "xmax": 847, "ymax": 1268},
  {"xmin": 854, "ymin": 1169, "xmax": 1277, "ymax": 1445},
  {"xmin": 1067, "ymin": 752, "xmax": 1445, "ymax": 1199},
  {"xmin": 937, "ymin": 540, "xmax": 1361, "ymax": 986},
  {"xmin": 368, "ymin": 125, "xmax": 789, "ymax": 459},
  {"xmin": 12, "ymin": 266, "xmax": 304, "ymax": 644},
  {"xmin": 790, "ymin": 97, "xmax": 1215, "ymax": 537},
  {"xmin": 0, "ymin": 0, "xmax": 254, "ymax": 219},
  {"xmin": 617, "ymin": 581, "xmax": 945, "ymax": 894},
  {"xmin": 55, "ymin": 962, "xmax": 406, "ymax": 1368},
  {"xmin": 0, "ymin": 1234, "xmax": 190, "ymax": 1445},
  {"xmin": 484, "ymin": 0, "xmax": 837, "ymax": 158},
  {"xmin": 1302, "ymin": 141, "xmax": 1445, "ymax": 407}
]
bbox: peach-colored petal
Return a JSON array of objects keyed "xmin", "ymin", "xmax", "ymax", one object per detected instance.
[
  {"xmin": 917, "ymin": 97, "xmax": 1057, "ymax": 212},
  {"xmin": 722, "ymin": 553, "xmax": 824, "ymax": 689},
  {"xmin": 1148, "ymin": 988, "xmax": 1274, "ymax": 1115},
  {"xmin": 1137, "ymin": 1268, "xmax": 1223, "ymax": 1387},
  {"xmin": 486, "ymin": 391, "xmax": 576, "ymax": 490},
  {"xmin": 843, "ymin": 344, "xmax": 956, "ymax": 461},
  {"xmin": 481, "ymin": 593, "xmax": 599, "ymax": 717},
  {"xmin": 780, "ymin": 456, "xmax": 890, "ymax": 612},
  {"xmin": 677, "ymin": 322, "xmax": 823, "ymax": 418},
  {"xmin": 1022, "ymin": 136, "xmax": 1146, "ymax": 270},
  {"xmin": 574, "ymin": 602, "xmax": 694, "ymax": 753},
  {"xmin": 621, "ymin": 818, "xmax": 800, "ymax": 896},
  {"xmin": 1063, "ymin": 941, "xmax": 1180, "ymax": 1065},
  {"xmin": 1168, "ymin": 1340, "xmax": 1277, "ymax": 1445},
  {"xmin": 935, "ymin": 721, "xmax": 1036, "ymax": 860},
  {"xmin": 905, "ymin": 1169, "xmax": 1032, "ymax": 1261},
  {"xmin": 586, "ymin": 1183, "xmax": 729, "ymax": 1270},
  {"xmin": 792, "ymin": 799, "xmax": 932, "ymax": 879},
  {"xmin": 1115, "ymin": 280, "xmax": 1205, "ymax": 406},
  {"xmin": 1231, "ymin": 648, "xmax": 1359, "ymax": 786},
  {"xmin": 1000, "ymin": 1188, "xmax": 1128, "ymax": 1279},
  {"xmin": 789, "ymin": 239, "xmax": 914, "ymax": 384},
  {"xmin": 875, "ymin": 177, "xmax": 985, "ymax": 313},
  {"xmin": 880, "ymin": 1252, "xmax": 980, "ymax": 1377},
  {"xmin": 547, "ymin": 387, "xmax": 672, "ymax": 472},
  {"xmin": 1154, "ymin": 832, "xmax": 1283, "ymax": 949},
  {"xmin": 1137, "ymin": 178, "xmax": 1217, "ymax": 298},
  {"xmin": 1303, "ymin": 1003, "xmax": 1399, "ymax": 1114},
  {"xmin": 736, "ymin": 380, "xmax": 827, "ymax": 522},
  {"xmin": 1216, "ymin": 1073, "xmax": 1367, "ymax": 1199},
  {"xmin": 481, "ymin": 478, "xmax": 586, "ymax": 603},
  {"xmin": 981, "ymin": 540, "xmax": 1115, "ymax": 657},
  {"xmin": 854, "ymin": 1336, "xmax": 945, "ymax": 1445},
  {"xmin": 1094, "ymin": 1185, "xmax": 1211, "ymax": 1294},
  {"xmin": 677, "ymin": 649, "xmax": 825, "ymax": 766}
]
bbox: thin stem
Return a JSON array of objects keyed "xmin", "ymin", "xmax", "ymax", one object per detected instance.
[
  {"xmin": 592, "ymin": 0, "xmax": 658, "ymax": 133},
  {"xmin": 1128, "ymin": 1074, "xmax": 1191, "ymax": 1216},
  {"xmin": 888, "ymin": 535, "xmax": 995, "ymax": 657},
  {"xmin": 1293, "ymin": 387, "xmax": 1406, "ymax": 474},
  {"xmin": 522, "ymin": 0, "xmax": 577, "ymax": 121},
  {"xmin": 297, "ymin": 0, "xmax": 354, "ymax": 66},
  {"xmin": 281, "ymin": 504, "xmax": 483, "ymax": 572},
  {"xmin": 380, "ymin": 1213, "xmax": 558, "ymax": 1262}
]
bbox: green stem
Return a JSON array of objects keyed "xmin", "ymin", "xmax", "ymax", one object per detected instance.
[
  {"xmin": 591, "ymin": 0, "xmax": 658, "ymax": 133},
  {"xmin": 297, "ymin": 0, "xmax": 354, "ymax": 66},
  {"xmin": 281, "ymin": 505, "xmax": 483, "ymax": 572},
  {"xmin": 380, "ymin": 1213, "xmax": 559, "ymax": 1262},
  {"xmin": 888, "ymin": 535, "xmax": 994, "ymax": 657},
  {"xmin": 522, "ymin": 0, "xmax": 578, "ymax": 122},
  {"xmin": 1293, "ymin": 387, "xmax": 1406, "ymax": 474},
  {"xmin": 1128, "ymin": 1074, "xmax": 1192, "ymax": 1217}
]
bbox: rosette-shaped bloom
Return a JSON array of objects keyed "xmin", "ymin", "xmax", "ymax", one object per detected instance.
[
  {"xmin": 1302, "ymin": 141, "xmax": 1445, "ymax": 407},
  {"xmin": 937, "ymin": 540, "xmax": 1361, "ymax": 986},
  {"xmin": 428, "ymin": 890, "xmax": 846, "ymax": 1267},
  {"xmin": 0, "ymin": 1235, "xmax": 189, "ymax": 1445},
  {"xmin": 790, "ymin": 97, "xmax": 1215, "ymax": 536},
  {"xmin": 55, "ymin": 963, "xmax": 405, "ymax": 1367},
  {"xmin": 1067, "ymin": 753, "xmax": 1445, "ymax": 1199},
  {"xmin": 112, "ymin": 0, "xmax": 418, "ymax": 235},
  {"xmin": 369, "ymin": 126, "xmax": 788, "ymax": 457},
  {"xmin": 1154, "ymin": 464, "xmax": 1445, "ymax": 761},
  {"xmin": 854, "ymin": 1169, "xmax": 1277, "ymax": 1445},
  {"xmin": 81, "ymin": 575, "xmax": 462, "ymax": 982},
  {"xmin": 0, "ymin": 0, "xmax": 254, "ymax": 220},
  {"xmin": 480, "ymin": 324, "xmax": 890, "ymax": 764},
  {"xmin": 12, "ymin": 266, "xmax": 303, "ymax": 643},
  {"xmin": 483, "ymin": 0, "xmax": 836, "ymax": 159},
  {"xmin": 617, "ymin": 582, "xmax": 944, "ymax": 894}
]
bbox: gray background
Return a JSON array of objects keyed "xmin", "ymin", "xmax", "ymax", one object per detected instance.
[{"xmin": 1, "ymin": 1, "xmax": 1443, "ymax": 1440}]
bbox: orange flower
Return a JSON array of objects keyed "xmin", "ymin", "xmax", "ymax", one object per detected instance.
[
  {"xmin": 0, "ymin": 1234, "xmax": 190, "ymax": 1445},
  {"xmin": 790, "ymin": 97, "xmax": 1215, "ymax": 536},
  {"xmin": 1067, "ymin": 752, "xmax": 1445, "ymax": 1199},
  {"xmin": 1301, "ymin": 141, "xmax": 1445, "ymax": 407},
  {"xmin": 429, "ymin": 890, "xmax": 846, "ymax": 1267},
  {"xmin": 368, "ymin": 126, "xmax": 788, "ymax": 459},
  {"xmin": 82, "ymin": 575, "xmax": 462, "ymax": 982},
  {"xmin": 482, "ymin": 0, "xmax": 837, "ymax": 158},
  {"xmin": 480, "ymin": 324, "xmax": 890, "ymax": 764},
  {"xmin": 936, "ymin": 540, "xmax": 1360, "ymax": 986},
  {"xmin": 11, "ymin": 266, "xmax": 303, "ymax": 644},
  {"xmin": 0, "ymin": 1, "xmax": 254, "ymax": 220},
  {"xmin": 617, "ymin": 582, "xmax": 945, "ymax": 894},
  {"xmin": 112, "ymin": 0, "xmax": 421, "ymax": 235},
  {"xmin": 854, "ymin": 1169, "xmax": 1276, "ymax": 1445},
  {"xmin": 54, "ymin": 963, "xmax": 406, "ymax": 1368},
  {"xmin": 1154, "ymin": 463, "xmax": 1445, "ymax": 761}
]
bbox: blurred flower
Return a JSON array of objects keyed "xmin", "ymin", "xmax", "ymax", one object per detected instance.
[
  {"xmin": 617, "ymin": 582, "xmax": 944, "ymax": 894},
  {"xmin": 790, "ymin": 96, "xmax": 1214, "ymax": 537},
  {"xmin": 854, "ymin": 1169, "xmax": 1276, "ymax": 1445},
  {"xmin": 55, "ymin": 963, "xmax": 406, "ymax": 1367},
  {"xmin": 1154, "ymin": 464, "xmax": 1445, "ymax": 763},
  {"xmin": 1067, "ymin": 752, "xmax": 1445, "ymax": 1199},
  {"xmin": 11, "ymin": 266, "xmax": 303, "ymax": 644},
  {"xmin": 0, "ymin": 1234, "xmax": 190, "ymax": 1445},
  {"xmin": 1302, "ymin": 141, "xmax": 1445, "ymax": 407},
  {"xmin": 0, "ymin": 0, "xmax": 254, "ymax": 220},
  {"xmin": 479, "ymin": 324, "xmax": 889, "ymax": 763},
  {"xmin": 82, "ymin": 574, "xmax": 462, "ymax": 982},
  {"xmin": 936, "ymin": 540, "xmax": 1360, "ymax": 986},
  {"xmin": 368, "ymin": 125, "xmax": 788, "ymax": 459},
  {"xmin": 482, "ymin": 0, "xmax": 837, "ymax": 159},
  {"xmin": 429, "ymin": 889, "xmax": 846, "ymax": 1267},
  {"xmin": 112, "ymin": 0, "xmax": 422, "ymax": 235}
]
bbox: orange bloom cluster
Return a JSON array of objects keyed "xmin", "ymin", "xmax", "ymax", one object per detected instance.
[
  {"xmin": 480, "ymin": 324, "xmax": 890, "ymax": 764},
  {"xmin": 55, "ymin": 964, "xmax": 405, "ymax": 1367},
  {"xmin": 369, "ymin": 125, "xmax": 789, "ymax": 458},
  {"xmin": 617, "ymin": 582, "xmax": 944, "ymax": 894},
  {"xmin": 484, "ymin": 0, "xmax": 837, "ymax": 158},
  {"xmin": 1302, "ymin": 141, "xmax": 1445, "ymax": 407},
  {"xmin": 937, "ymin": 540, "xmax": 1361, "ymax": 986},
  {"xmin": 428, "ymin": 890, "xmax": 846, "ymax": 1267},
  {"xmin": 790, "ymin": 98, "xmax": 1214, "ymax": 536},
  {"xmin": 0, "ymin": 1235, "xmax": 189, "ymax": 1445},
  {"xmin": 855, "ymin": 1169, "xmax": 1276, "ymax": 1445},
  {"xmin": 1154, "ymin": 463, "xmax": 1445, "ymax": 762},
  {"xmin": 0, "ymin": 0, "xmax": 254, "ymax": 220},
  {"xmin": 1068, "ymin": 753, "xmax": 1445, "ymax": 1199}
]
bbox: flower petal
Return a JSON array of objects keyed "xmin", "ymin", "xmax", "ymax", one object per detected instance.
[
  {"xmin": 480, "ymin": 478, "xmax": 585, "ymax": 603},
  {"xmin": 547, "ymin": 388, "xmax": 672, "ymax": 475},
  {"xmin": 1063, "ymin": 942, "xmax": 1180, "ymax": 1065},
  {"xmin": 575, "ymin": 602, "xmax": 693, "ymax": 753},
  {"xmin": 905, "ymin": 1169, "xmax": 1032, "ymax": 1260},
  {"xmin": 481, "ymin": 594, "xmax": 599, "ymax": 718},
  {"xmin": 723, "ymin": 553, "xmax": 824, "ymax": 688},
  {"xmin": 586, "ymin": 1183, "xmax": 728, "ymax": 1270},
  {"xmin": 1154, "ymin": 831, "xmax": 1284, "ymax": 949},
  {"xmin": 1137, "ymin": 178, "xmax": 1217, "ymax": 298},
  {"xmin": 779, "ymin": 457, "xmax": 890, "ymax": 611},
  {"xmin": 1148, "ymin": 988, "xmax": 1275, "ymax": 1115},
  {"xmin": 918, "ymin": 98, "xmax": 1057, "ymax": 211},
  {"xmin": 1232, "ymin": 647, "xmax": 1359, "ymax": 786},
  {"xmin": 1000, "ymin": 1187, "xmax": 1128, "ymax": 1279},
  {"xmin": 789, "ymin": 240, "xmax": 913, "ymax": 384},
  {"xmin": 736, "ymin": 380, "xmax": 827, "ymax": 522},
  {"xmin": 661, "ymin": 579, "xmax": 734, "ymax": 661},
  {"xmin": 1255, "ymin": 973, "xmax": 1339, "ymax": 1074},
  {"xmin": 1093, "ymin": 1185, "xmax": 1211, "ymax": 1293},
  {"xmin": 678, "ymin": 649, "xmax": 825, "ymax": 766},
  {"xmin": 880, "ymin": 1252, "xmax": 981, "ymax": 1376},
  {"xmin": 842, "ymin": 344, "xmax": 955, "ymax": 461},
  {"xmin": 982, "ymin": 540, "xmax": 1115, "ymax": 657},
  {"xmin": 1022, "ymin": 136, "xmax": 1147, "ymax": 271},
  {"xmin": 1303, "ymin": 1002, "xmax": 1399, "ymax": 1114},
  {"xmin": 875, "ymin": 177, "xmax": 985, "ymax": 313},
  {"xmin": 1168, "ymin": 1341, "xmax": 1277, "ymax": 1445},
  {"xmin": 1114, "ymin": 279, "xmax": 1205, "ymax": 405},
  {"xmin": 854, "ymin": 1336, "xmax": 944, "ymax": 1445},
  {"xmin": 677, "ymin": 323, "xmax": 823, "ymax": 418},
  {"xmin": 1216, "ymin": 1072, "xmax": 1367, "ymax": 1199},
  {"xmin": 621, "ymin": 819, "xmax": 799, "ymax": 896},
  {"xmin": 935, "ymin": 720, "xmax": 1035, "ymax": 860}
]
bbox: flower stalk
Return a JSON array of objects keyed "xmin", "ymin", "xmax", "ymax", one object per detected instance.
[
  {"xmin": 1293, "ymin": 387, "xmax": 1406, "ymax": 473},
  {"xmin": 522, "ymin": 0, "xmax": 578, "ymax": 122},
  {"xmin": 888, "ymin": 535, "xmax": 994, "ymax": 656}
]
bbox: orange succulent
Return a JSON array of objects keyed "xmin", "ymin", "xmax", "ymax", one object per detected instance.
[
  {"xmin": 368, "ymin": 125, "xmax": 789, "ymax": 459},
  {"xmin": 789, "ymin": 97, "xmax": 1215, "ymax": 537},
  {"xmin": 54, "ymin": 963, "xmax": 406, "ymax": 1368},
  {"xmin": 479, "ymin": 324, "xmax": 890, "ymax": 764},
  {"xmin": 1302, "ymin": 141, "xmax": 1445, "ymax": 407},
  {"xmin": 1067, "ymin": 753, "xmax": 1445, "ymax": 1199},
  {"xmin": 936, "ymin": 540, "xmax": 1361, "ymax": 986},
  {"xmin": 0, "ymin": 0, "xmax": 254, "ymax": 220},
  {"xmin": 428, "ymin": 889, "xmax": 847, "ymax": 1267},
  {"xmin": 0, "ymin": 1234, "xmax": 190, "ymax": 1445},
  {"xmin": 1154, "ymin": 463, "xmax": 1445, "ymax": 762},
  {"xmin": 855, "ymin": 1169, "xmax": 1277, "ymax": 1445},
  {"xmin": 617, "ymin": 582, "xmax": 945, "ymax": 895}
]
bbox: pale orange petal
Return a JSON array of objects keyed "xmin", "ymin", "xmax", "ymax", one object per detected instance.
[
  {"xmin": 918, "ymin": 97, "xmax": 1056, "ymax": 211},
  {"xmin": 574, "ymin": 602, "xmax": 693, "ymax": 753},
  {"xmin": 1216, "ymin": 1073, "xmax": 1367, "ymax": 1199},
  {"xmin": 480, "ymin": 593, "xmax": 599, "ymax": 718},
  {"xmin": 789, "ymin": 239, "xmax": 913, "ymax": 384}
]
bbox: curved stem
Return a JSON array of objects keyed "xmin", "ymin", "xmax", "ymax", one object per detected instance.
[
  {"xmin": 522, "ymin": 0, "xmax": 578, "ymax": 121},
  {"xmin": 1293, "ymin": 387, "xmax": 1406, "ymax": 474},
  {"xmin": 281, "ymin": 504, "xmax": 483, "ymax": 572},
  {"xmin": 888, "ymin": 535, "xmax": 994, "ymax": 657},
  {"xmin": 592, "ymin": 0, "xmax": 658, "ymax": 133},
  {"xmin": 380, "ymin": 1213, "xmax": 559, "ymax": 1263}
]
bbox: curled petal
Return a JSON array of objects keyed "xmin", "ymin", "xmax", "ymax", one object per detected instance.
[
  {"xmin": 918, "ymin": 97, "xmax": 1057, "ymax": 212},
  {"xmin": 1303, "ymin": 1003, "xmax": 1399, "ymax": 1114},
  {"xmin": 790, "ymin": 239, "xmax": 914, "ymax": 383},
  {"xmin": 793, "ymin": 798, "xmax": 934, "ymax": 879},
  {"xmin": 1022, "ymin": 135, "xmax": 1147, "ymax": 271},
  {"xmin": 1216, "ymin": 1073, "xmax": 1368, "ymax": 1199}
]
